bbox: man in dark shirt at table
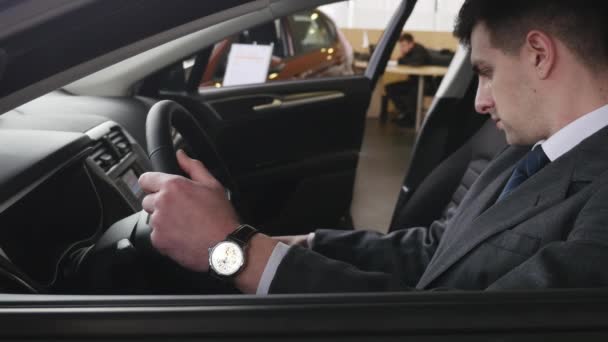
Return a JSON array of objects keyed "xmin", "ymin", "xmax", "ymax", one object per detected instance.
[{"xmin": 385, "ymin": 33, "xmax": 431, "ymax": 127}]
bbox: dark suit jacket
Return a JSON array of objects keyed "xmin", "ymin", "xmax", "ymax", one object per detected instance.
[
  {"xmin": 398, "ymin": 43, "xmax": 430, "ymax": 66},
  {"xmin": 269, "ymin": 126, "xmax": 608, "ymax": 293}
]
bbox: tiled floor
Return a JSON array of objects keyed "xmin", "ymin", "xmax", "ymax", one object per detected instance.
[{"xmin": 351, "ymin": 118, "xmax": 417, "ymax": 233}]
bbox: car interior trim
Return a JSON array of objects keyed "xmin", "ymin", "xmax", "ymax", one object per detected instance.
[
  {"xmin": 84, "ymin": 120, "xmax": 123, "ymax": 141},
  {"xmin": 0, "ymin": 139, "xmax": 92, "ymax": 215},
  {"xmin": 433, "ymin": 46, "xmax": 473, "ymax": 100},
  {"xmin": 0, "ymin": 290, "xmax": 607, "ymax": 338},
  {"xmin": 64, "ymin": 0, "xmax": 348, "ymax": 98},
  {"xmin": 0, "ymin": 0, "xmax": 92, "ymax": 40},
  {"xmin": 200, "ymin": 75, "xmax": 366, "ymax": 100},
  {"xmin": 0, "ymin": 1, "xmax": 265, "ymax": 113},
  {"xmin": 252, "ymin": 91, "xmax": 345, "ymax": 112},
  {"xmin": 415, "ymin": 47, "xmax": 473, "ymax": 132},
  {"xmin": 64, "ymin": 2, "xmax": 273, "ymax": 97}
]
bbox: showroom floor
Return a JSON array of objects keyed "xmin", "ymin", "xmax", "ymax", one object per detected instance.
[{"xmin": 351, "ymin": 118, "xmax": 417, "ymax": 233}]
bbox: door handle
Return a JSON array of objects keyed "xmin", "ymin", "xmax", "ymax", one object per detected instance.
[
  {"xmin": 253, "ymin": 99, "xmax": 283, "ymax": 112},
  {"xmin": 252, "ymin": 92, "xmax": 344, "ymax": 113}
]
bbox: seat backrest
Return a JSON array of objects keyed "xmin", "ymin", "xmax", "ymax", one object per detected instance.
[{"xmin": 389, "ymin": 119, "xmax": 507, "ymax": 231}]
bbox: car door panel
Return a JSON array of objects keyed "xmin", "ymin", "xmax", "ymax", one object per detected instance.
[
  {"xmin": 191, "ymin": 76, "xmax": 370, "ymax": 234},
  {"xmin": 155, "ymin": 0, "xmax": 412, "ymax": 235}
]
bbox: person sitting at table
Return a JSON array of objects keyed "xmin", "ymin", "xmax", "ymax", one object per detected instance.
[{"xmin": 385, "ymin": 33, "xmax": 430, "ymax": 127}]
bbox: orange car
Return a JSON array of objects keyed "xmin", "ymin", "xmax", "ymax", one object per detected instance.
[{"xmin": 199, "ymin": 9, "xmax": 354, "ymax": 88}]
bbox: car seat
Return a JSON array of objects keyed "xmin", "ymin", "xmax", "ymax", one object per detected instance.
[{"xmin": 389, "ymin": 118, "xmax": 507, "ymax": 231}]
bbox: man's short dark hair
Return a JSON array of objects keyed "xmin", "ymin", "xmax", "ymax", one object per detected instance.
[
  {"xmin": 399, "ymin": 33, "xmax": 414, "ymax": 43},
  {"xmin": 454, "ymin": 0, "xmax": 608, "ymax": 68}
]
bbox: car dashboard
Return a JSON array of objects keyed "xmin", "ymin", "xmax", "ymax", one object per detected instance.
[{"xmin": 0, "ymin": 110, "xmax": 152, "ymax": 292}]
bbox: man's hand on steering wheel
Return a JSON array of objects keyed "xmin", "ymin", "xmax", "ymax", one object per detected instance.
[
  {"xmin": 139, "ymin": 150, "xmax": 239, "ymax": 272},
  {"xmin": 138, "ymin": 150, "xmax": 279, "ymax": 294}
]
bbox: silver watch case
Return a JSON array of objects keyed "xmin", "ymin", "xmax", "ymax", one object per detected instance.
[{"xmin": 208, "ymin": 240, "xmax": 245, "ymax": 277}]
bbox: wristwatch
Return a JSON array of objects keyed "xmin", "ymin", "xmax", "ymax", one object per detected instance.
[{"xmin": 208, "ymin": 224, "xmax": 259, "ymax": 279}]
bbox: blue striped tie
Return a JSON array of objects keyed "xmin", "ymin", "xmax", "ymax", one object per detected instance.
[{"xmin": 497, "ymin": 145, "xmax": 550, "ymax": 202}]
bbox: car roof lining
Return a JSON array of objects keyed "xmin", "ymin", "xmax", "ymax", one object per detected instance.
[
  {"xmin": 0, "ymin": 0, "xmax": 257, "ymax": 114},
  {"xmin": 64, "ymin": 0, "xmax": 347, "ymax": 97},
  {"xmin": 63, "ymin": 6, "xmax": 275, "ymax": 97},
  {"xmin": 0, "ymin": 0, "xmax": 93, "ymax": 40},
  {"xmin": 0, "ymin": 0, "xmax": 347, "ymax": 113}
]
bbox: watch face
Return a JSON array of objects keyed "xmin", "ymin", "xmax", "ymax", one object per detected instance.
[{"xmin": 209, "ymin": 241, "xmax": 244, "ymax": 276}]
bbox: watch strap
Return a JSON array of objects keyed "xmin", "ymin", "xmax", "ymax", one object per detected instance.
[{"xmin": 227, "ymin": 224, "xmax": 259, "ymax": 246}]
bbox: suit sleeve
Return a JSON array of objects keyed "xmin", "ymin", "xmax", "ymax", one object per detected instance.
[
  {"xmin": 268, "ymin": 220, "xmax": 447, "ymax": 293},
  {"xmin": 488, "ymin": 183, "xmax": 608, "ymax": 290}
]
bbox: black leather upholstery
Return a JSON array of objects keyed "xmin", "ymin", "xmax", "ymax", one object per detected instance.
[{"xmin": 390, "ymin": 119, "xmax": 507, "ymax": 231}]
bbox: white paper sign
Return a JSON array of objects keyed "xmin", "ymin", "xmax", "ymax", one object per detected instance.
[{"xmin": 223, "ymin": 43, "xmax": 273, "ymax": 87}]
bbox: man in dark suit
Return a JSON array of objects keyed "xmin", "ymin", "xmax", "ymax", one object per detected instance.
[
  {"xmin": 385, "ymin": 33, "xmax": 431, "ymax": 127},
  {"xmin": 396, "ymin": 33, "xmax": 430, "ymax": 66},
  {"xmin": 139, "ymin": 0, "xmax": 608, "ymax": 294}
]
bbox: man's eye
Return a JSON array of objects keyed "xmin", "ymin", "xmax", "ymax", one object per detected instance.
[{"xmin": 479, "ymin": 69, "xmax": 493, "ymax": 78}]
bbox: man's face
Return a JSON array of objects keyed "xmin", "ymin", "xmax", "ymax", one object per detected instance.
[
  {"xmin": 399, "ymin": 40, "xmax": 415, "ymax": 56},
  {"xmin": 471, "ymin": 23, "xmax": 546, "ymax": 145}
]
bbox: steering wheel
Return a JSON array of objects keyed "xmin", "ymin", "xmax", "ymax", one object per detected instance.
[
  {"xmin": 79, "ymin": 100, "xmax": 241, "ymax": 294},
  {"xmin": 134, "ymin": 99, "xmax": 245, "ymax": 249},
  {"xmin": 146, "ymin": 100, "xmax": 238, "ymax": 198}
]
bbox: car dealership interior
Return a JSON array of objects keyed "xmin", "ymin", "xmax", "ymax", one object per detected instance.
[
  {"xmin": 174, "ymin": 0, "xmax": 465, "ymax": 232},
  {"xmin": 319, "ymin": 0, "xmax": 464, "ymax": 230},
  {"xmin": 3, "ymin": 0, "xmax": 608, "ymax": 338}
]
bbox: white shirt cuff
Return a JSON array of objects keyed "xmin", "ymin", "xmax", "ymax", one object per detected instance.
[
  {"xmin": 307, "ymin": 232, "xmax": 316, "ymax": 249},
  {"xmin": 256, "ymin": 242, "xmax": 290, "ymax": 295}
]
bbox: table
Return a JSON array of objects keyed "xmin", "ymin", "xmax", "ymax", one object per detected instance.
[{"xmin": 355, "ymin": 61, "xmax": 449, "ymax": 130}]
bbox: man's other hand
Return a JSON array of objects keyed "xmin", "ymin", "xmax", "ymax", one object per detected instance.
[{"xmin": 138, "ymin": 150, "xmax": 240, "ymax": 272}]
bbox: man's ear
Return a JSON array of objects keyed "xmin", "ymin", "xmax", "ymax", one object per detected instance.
[{"xmin": 525, "ymin": 30, "xmax": 555, "ymax": 79}]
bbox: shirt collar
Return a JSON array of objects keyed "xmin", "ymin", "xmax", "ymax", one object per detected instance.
[{"xmin": 538, "ymin": 103, "xmax": 608, "ymax": 162}]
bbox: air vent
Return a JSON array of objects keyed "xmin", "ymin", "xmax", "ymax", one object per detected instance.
[
  {"xmin": 91, "ymin": 141, "xmax": 118, "ymax": 172},
  {"xmin": 107, "ymin": 128, "xmax": 131, "ymax": 157}
]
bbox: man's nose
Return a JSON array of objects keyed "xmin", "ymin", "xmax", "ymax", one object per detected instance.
[{"xmin": 475, "ymin": 83, "xmax": 494, "ymax": 114}]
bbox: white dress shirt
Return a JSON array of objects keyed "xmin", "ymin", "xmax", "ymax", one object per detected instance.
[
  {"xmin": 540, "ymin": 104, "xmax": 608, "ymax": 161},
  {"xmin": 256, "ymin": 103, "xmax": 608, "ymax": 295}
]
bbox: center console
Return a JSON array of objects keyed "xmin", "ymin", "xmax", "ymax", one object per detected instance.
[{"xmin": 85, "ymin": 121, "xmax": 151, "ymax": 211}]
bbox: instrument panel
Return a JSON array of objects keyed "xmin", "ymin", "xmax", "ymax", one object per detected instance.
[{"xmin": 0, "ymin": 121, "xmax": 150, "ymax": 288}]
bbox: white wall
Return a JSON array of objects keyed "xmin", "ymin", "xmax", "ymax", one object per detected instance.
[{"xmin": 319, "ymin": 0, "xmax": 465, "ymax": 31}]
